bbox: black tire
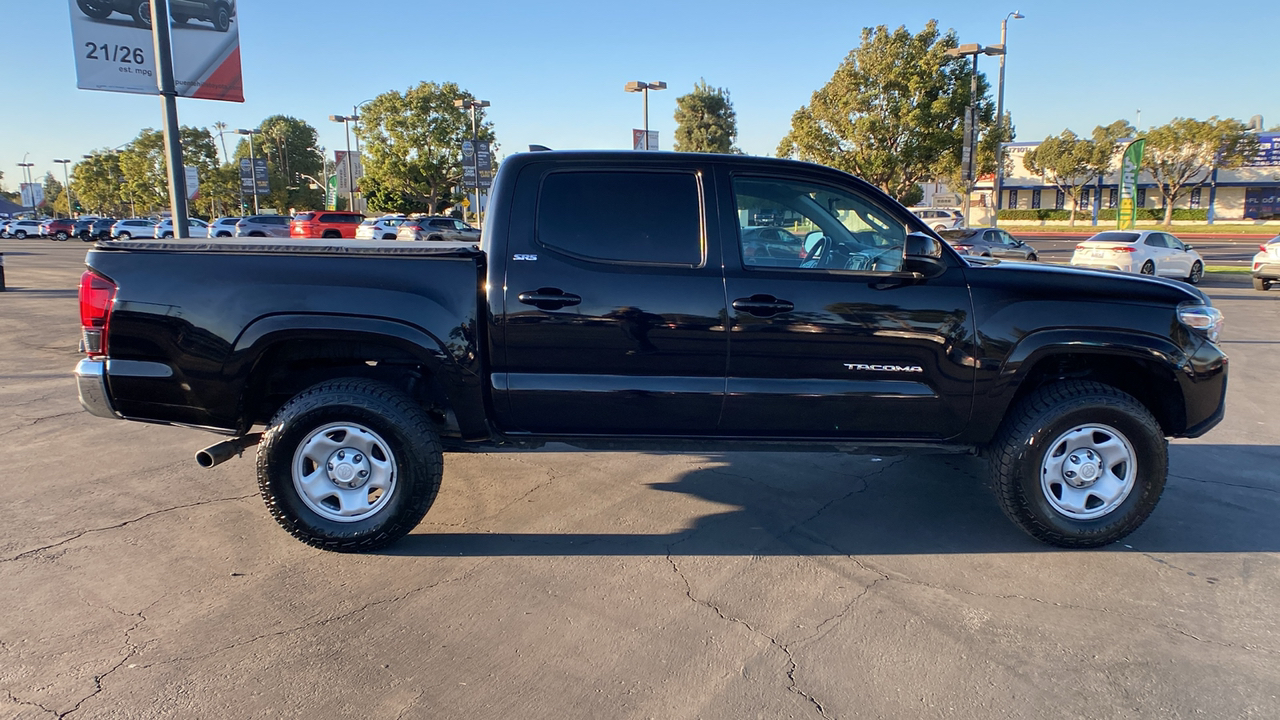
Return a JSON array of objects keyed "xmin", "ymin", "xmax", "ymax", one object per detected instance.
[
  {"xmin": 81, "ymin": 233, "xmax": 95, "ymax": 242},
  {"xmin": 131, "ymin": 1, "xmax": 152, "ymax": 28},
  {"xmin": 217, "ymin": 231, "xmax": 232, "ymax": 237},
  {"xmin": 427, "ymin": 234, "xmax": 444, "ymax": 242},
  {"xmin": 248, "ymin": 231, "xmax": 265, "ymax": 237},
  {"xmin": 1255, "ymin": 277, "xmax": 1272, "ymax": 291},
  {"xmin": 1186, "ymin": 261, "xmax": 1203, "ymax": 285},
  {"xmin": 117, "ymin": 231, "xmax": 131, "ymax": 240},
  {"xmin": 162, "ymin": 232, "xmax": 174, "ymax": 239},
  {"xmin": 55, "ymin": 231, "xmax": 69, "ymax": 241},
  {"xmin": 382, "ymin": 233, "xmax": 397, "ymax": 240},
  {"xmin": 257, "ymin": 378, "xmax": 443, "ymax": 552},
  {"xmin": 322, "ymin": 230, "xmax": 341, "ymax": 239},
  {"xmin": 14, "ymin": 230, "xmax": 26, "ymax": 239},
  {"xmin": 213, "ymin": 4, "xmax": 231, "ymax": 32},
  {"xmin": 1140, "ymin": 260, "xmax": 1155, "ymax": 275},
  {"xmin": 988, "ymin": 380, "xmax": 1167, "ymax": 548},
  {"xmin": 1027, "ymin": 253, "xmax": 1038, "ymax": 262},
  {"xmin": 76, "ymin": 0, "xmax": 114, "ymax": 19}
]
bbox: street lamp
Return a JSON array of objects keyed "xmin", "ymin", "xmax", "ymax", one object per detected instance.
[
  {"xmin": 624, "ymin": 81, "xmax": 666, "ymax": 150},
  {"xmin": 53, "ymin": 159, "xmax": 74, "ymax": 218},
  {"xmin": 17, "ymin": 161, "xmax": 35, "ymax": 215},
  {"xmin": 235, "ymin": 128, "xmax": 262, "ymax": 214},
  {"xmin": 328, "ymin": 115, "xmax": 358, "ymax": 211},
  {"xmin": 944, "ymin": 43, "xmax": 1004, "ymax": 227},
  {"xmin": 454, "ymin": 98, "xmax": 491, "ymax": 227},
  {"xmin": 992, "ymin": 11, "xmax": 1025, "ymax": 227}
]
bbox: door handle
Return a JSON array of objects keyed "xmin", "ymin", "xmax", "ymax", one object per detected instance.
[
  {"xmin": 732, "ymin": 294, "xmax": 794, "ymax": 317},
  {"xmin": 518, "ymin": 288, "xmax": 582, "ymax": 310}
]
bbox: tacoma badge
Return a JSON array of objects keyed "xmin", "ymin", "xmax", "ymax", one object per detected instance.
[{"xmin": 844, "ymin": 363, "xmax": 925, "ymax": 373}]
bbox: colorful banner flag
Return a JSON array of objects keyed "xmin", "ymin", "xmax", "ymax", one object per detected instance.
[
  {"xmin": 1117, "ymin": 139, "xmax": 1146, "ymax": 230},
  {"xmin": 326, "ymin": 175, "xmax": 338, "ymax": 211}
]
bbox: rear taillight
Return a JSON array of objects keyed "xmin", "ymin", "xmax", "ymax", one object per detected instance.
[
  {"xmin": 1263, "ymin": 244, "xmax": 1270, "ymax": 252},
  {"xmin": 79, "ymin": 270, "xmax": 116, "ymax": 357},
  {"xmin": 1075, "ymin": 244, "xmax": 1087, "ymax": 250},
  {"xmin": 954, "ymin": 244, "xmax": 973, "ymax": 253}
]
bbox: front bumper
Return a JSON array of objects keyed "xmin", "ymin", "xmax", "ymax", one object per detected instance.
[{"xmin": 74, "ymin": 358, "xmax": 121, "ymax": 420}]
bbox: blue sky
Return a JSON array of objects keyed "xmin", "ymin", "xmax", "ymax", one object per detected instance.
[{"xmin": 2, "ymin": 0, "xmax": 1274, "ymax": 192}]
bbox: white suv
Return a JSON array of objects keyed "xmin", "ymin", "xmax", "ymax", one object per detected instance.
[
  {"xmin": 355, "ymin": 215, "xmax": 408, "ymax": 240},
  {"xmin": 910, "ymin": 207, "xmax": 965, "ymax": 232}
]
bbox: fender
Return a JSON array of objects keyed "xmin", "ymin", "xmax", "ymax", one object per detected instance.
[
  {"xmin": 224, "ymin": 314, "xmax": 488, "ymax": 440},
  {"xmin": 964, "ymin": 327, "xmax": 1194, "ymax": 442}
]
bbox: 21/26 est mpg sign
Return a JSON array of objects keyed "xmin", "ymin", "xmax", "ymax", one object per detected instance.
[{"xmin": 68, "ymin": 0, "xmax": 244, "ymax": 102}]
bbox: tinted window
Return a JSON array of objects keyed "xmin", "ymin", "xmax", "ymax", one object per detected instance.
[
  {"xmin": 1089, "ymin": 232, "xmax": 1140, "ymax": 244},
  {"xmin": 295, "ymin": 213, "xmax": 315, "ymax": 221},
  {"xmin": 429, "ymin": 219, "xmax": 451, "ymax": 228},
  {"xmin": 537, "ymin": 171, "xmax": 703, "ymax": 266},
  {"xmin": 1143, "ymin": 234, "xmax": 1166, "ymax": 248},
  {"xmin": 1162, "ymin": 233, "xmax": 1184, "ymax": 250},
  {"xmin": 733, "ymin": 176, "xmax": 905, "ymax": 272}
]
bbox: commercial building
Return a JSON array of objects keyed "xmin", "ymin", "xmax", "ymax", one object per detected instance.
[{"xmin": 978, "ymin": 132, "xmax": 1280, "ymax": 221}]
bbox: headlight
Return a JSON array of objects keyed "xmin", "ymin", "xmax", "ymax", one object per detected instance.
[{"xmin": 1177, "ymin": 303, "xmax": 1224, "ymax": 343}]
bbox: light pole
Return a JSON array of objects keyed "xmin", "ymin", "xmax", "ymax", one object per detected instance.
[
  {"xmin": 17, "ymin": 161, "xmax": 35, "ymax": 215},
  {"xmin": 329, "ymin": 115, "xmax": 358, "ymax": 211},
  {"xmin": 454, "ymin": 98, "xmax": 490, "ymax": 227},
  {"xmin": 992, "ymin": 11, "xmax": 1024, "ymax": 228},
  {"xmin": 945, "ymin": 43, "xmax": 1004, "ymax": 227},
  {"xmin": 349, "ymin": 99, "xmax": 376, "ymax": 213},
  {"xmin": 235, "ymin": 128, "xmax": 262, "ymax": 214},
  {"xmin": 213, "ymin": 124, "xmax": 244, "ymax": 215},
  {"xmin": 624, "ymin": 81, "xmax": 666, "ymax": 150},
  {"xmin": 54, "ymin": 159, "xmax": 74, "ymax": 218}
]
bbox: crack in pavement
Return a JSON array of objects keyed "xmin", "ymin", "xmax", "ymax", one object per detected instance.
[
  {"xmin": 665, "ymin": 550, "xmax": 840, "ymax": 719},
  {"xmin": 0, "ymin": 494, "xmax": 258, "ymax": 563},
  {"xmin": 59, "ymin": 599, "xmax": 161, "ymax": 719},
  {"xmin": 26, "ymin": 412, "xmax": 82, "ymax": 425},
  {"xmin": 1, "ymin": 689, "xmax": 59, "ymax": 719},
  {"xmin": 1170, "ymin": 472, "xmax": 1280, "ymax": 496},
  {"xmin": 132, "ymin": 565, "xmax": 484, "ymax": 672}
]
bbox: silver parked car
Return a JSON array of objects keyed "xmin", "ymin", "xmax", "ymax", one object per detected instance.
[
  {"xmin": 234, "ymin": 215, "xmax": 291, "ymax": 238},
  {"xmin": 938, "ymin": 228, "xmax": 1039, "ymax": 261},
  {"xmin": 395, "ymin": 216, "xmax": 481, "ymax": 242},
  {"xmin": 909, "ymin": 207, "xmax": 965, "ymax": 232},
  {"xmin": 207, "ymin": 217, "xmax": 241, "ymax": 238}
]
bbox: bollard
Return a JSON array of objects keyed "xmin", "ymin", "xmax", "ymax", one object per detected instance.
[{"xmin": 0, "ymin": 252, "xmax": 5, "ymax": 291}]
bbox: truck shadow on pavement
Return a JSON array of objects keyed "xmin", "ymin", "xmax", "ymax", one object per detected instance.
[{"xmin": 386, "ymin": 444, "xmax": 1280, "ymax": 557}]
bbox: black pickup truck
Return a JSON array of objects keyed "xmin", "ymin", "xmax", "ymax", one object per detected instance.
[{"xmin": 74, "ymin": 151, "xmax": 1228, "ymax": 552}]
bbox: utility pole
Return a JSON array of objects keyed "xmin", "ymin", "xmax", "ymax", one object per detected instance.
[
  {"xmin": 992, "ymin": 11, "xmax": 1024, "ymax": 227},
  {"xmin": 150, "ymin": 0, "xmax": 190, "ymax": 237},
  {"xmin": 54, "ymin": 159, "xmax": 74, "ymax": 217}
]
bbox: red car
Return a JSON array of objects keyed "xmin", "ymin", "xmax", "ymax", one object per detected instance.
[
  {"xmin": 46, "ymin": 218, "xmax": 76, "ymax": 241},
  {"xmin": 290, "ymin": 211, "xmax": 365, "ymax": 239}
]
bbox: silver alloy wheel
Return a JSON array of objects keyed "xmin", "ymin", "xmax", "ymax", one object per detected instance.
[
  {"xmin": 1040, "ymin": 423, "xmax": 1137, "ymax": 520},
  {"xmin": 291, "ymin": 422, "xmax": 398, "ymax": 523},
  {"xmin": 1189, "ymin": 262, "xmax": 1203, "ymax": 284}
]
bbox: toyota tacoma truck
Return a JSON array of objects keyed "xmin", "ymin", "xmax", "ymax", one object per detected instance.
[{"xmin": 73, "ymin": 151, "xmax": 1228, "ymax": 552}]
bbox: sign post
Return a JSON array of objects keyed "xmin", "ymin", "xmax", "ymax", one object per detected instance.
[{"xmin": 632, "ymin": 129, "xmax": 659, "ymax": 151}]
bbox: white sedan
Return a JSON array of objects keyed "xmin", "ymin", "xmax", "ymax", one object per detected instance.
[
  {"xmin": 1070, "ymin": 230, "xmax": 1204, "ymax": 284},
  {"xmin": 153, "ymin": 217, "xmax": 210, "ymax": 238}
]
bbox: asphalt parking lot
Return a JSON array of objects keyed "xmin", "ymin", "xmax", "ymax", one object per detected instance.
[{"xmin": 2, "ymin": 239, "xmax": 1278, "ymax": 719}]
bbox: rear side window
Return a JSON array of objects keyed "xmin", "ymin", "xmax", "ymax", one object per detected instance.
[
  {"xmin": 320, "ymin": 213, "xmax": 360, "ymax": 223},
  {"xmin": 295, "ymin": 213, "xmax": 315, "ymax": 222},
  {"xmin": 536, "ymin": 171, "xmax": 703, "ymax": 266}
]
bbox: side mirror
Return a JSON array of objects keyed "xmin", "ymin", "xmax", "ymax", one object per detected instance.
[
  {"xmin": 1184, "ymin": 244, "xmax": 1193, "ymax": 251},
  {"xmin": 903, "ymin": 232, "xmax": 947, "ymax": 278},
  {"xmin": 804, "ymin": 230, "xmax": 825, "ymax": 253}
]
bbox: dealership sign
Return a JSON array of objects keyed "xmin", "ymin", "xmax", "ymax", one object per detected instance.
[{"xmin": 67, "ymin": 0, "xmax": 244, "ymax": 102}]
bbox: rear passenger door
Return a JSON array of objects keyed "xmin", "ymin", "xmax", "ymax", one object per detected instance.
[{"xmin": 495, "ymin": 161, "xmax": 729, "ymax": 435}]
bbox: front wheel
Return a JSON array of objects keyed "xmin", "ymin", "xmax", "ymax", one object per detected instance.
[
  {"xmin": 213, "ymin": 4, "xmax": 231, "ymax": 31},
  {"xmin": 55, "ymin": 231, "xmax": 69, "ymax": 241},
  {"xmin": 1255, "ymin": 277, "xmax": 1273, "ymax": 291},
  {"xmin": 988, "ymin": 380, "xmax": 1167, "ymax": 548},
  {"xmin": 130, "ymin": 1, "xmax": 152, "ymax": 28},
  {"xmin": 1186, "ymin": 261, "xmax": 1203, "ymax": 285},
  {"xmin": 1140, "ymin": 260, "xmax": 1155, "ymax": 275},
  {"xmin": 257, "ymin": 378, "xmax": 443, "ymax": 552},
  {"xmin": 76, "ymin": 0, "xmax": 114, "ymax": 19},
  {"xmin": 1027, "ymin": 253, "xmax": 1038, "ymax": 262}
]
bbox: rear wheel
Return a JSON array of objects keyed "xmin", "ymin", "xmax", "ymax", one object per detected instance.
[
  {"xmin": 55, "ymin": 231, "xmax": 69, "ymax": 241},
  {"xmin": 322, "ymin": 230, "xmax": 341, "ymax": 239},
  {"xmin": 1140, "ymin": 260, "xmax": 1155, "ymax": 275},
  {"xmin": 1186, "ymin": 261, "xmax": 1203, "ymax": 285},
  {"xmin": 14, "ymin": 230, "xmax": 26, "ymax": 239},
  {"xmin": 1255, "ymin": 277, "xmax": 1273, "ymax": 291},
  {"xmin": 117, "ymin": 231, "xmax": 131, "ymax": 240},
  {"xmin": 257, "ymin": 378, "xmax": 443, "ymax": 552},
  {"xmin": 989, "ymin": 380, "xmax": 1167, "ymax": 548},
  {"xmin": 162, "ymin": 232, "xmax": 174, "ymax": 239},
  {"xmin": 427, "ymin": 234, "xmax": 443, "ymax": 242}
]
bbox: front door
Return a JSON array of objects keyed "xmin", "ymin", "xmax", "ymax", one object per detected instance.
[
  {"xmin": 718, "ymin": 170, "xmax": 976, "ymax": 440},
  {"xmin": 496, "ymin": 161, "xmax": 729, "ymax": 435}
]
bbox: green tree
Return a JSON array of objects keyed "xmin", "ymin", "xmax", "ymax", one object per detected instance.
[
  {"xmin": 233, "ymin": 115, "xmax": 324, "ymax": 213},
  {"xmin": 355, "ymin": 81, "xmax": 494, "ymax": 214},
  {"xmin": 777, "ymin": 20, "xmax": 997, "ymax": 205},
  {"xmin": 673, "ymin": 79, "xmax": 740, "ymax": 153},
  {"xmin": 74, "ymin": 152, "xmax": 127, "ymax": 216},
  {"xmin": 119, "ymin": 126, "xmax": 224, "ymax": 216},
  {"xmin": 42, "ymin": 173, "xmax": 65, "ymax": 217},
  {"xmin": 1023, "ymin": 130, "xmax": 1094, "ymax": 226},
  {"xmin": 1142, "ymin": 117, "xmax": 1259, "ymax": 226}
]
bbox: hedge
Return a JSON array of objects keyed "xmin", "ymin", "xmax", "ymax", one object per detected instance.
[{"xmin": 998, "ymin": 208, "xmax": 1209, "ymax": 222}]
